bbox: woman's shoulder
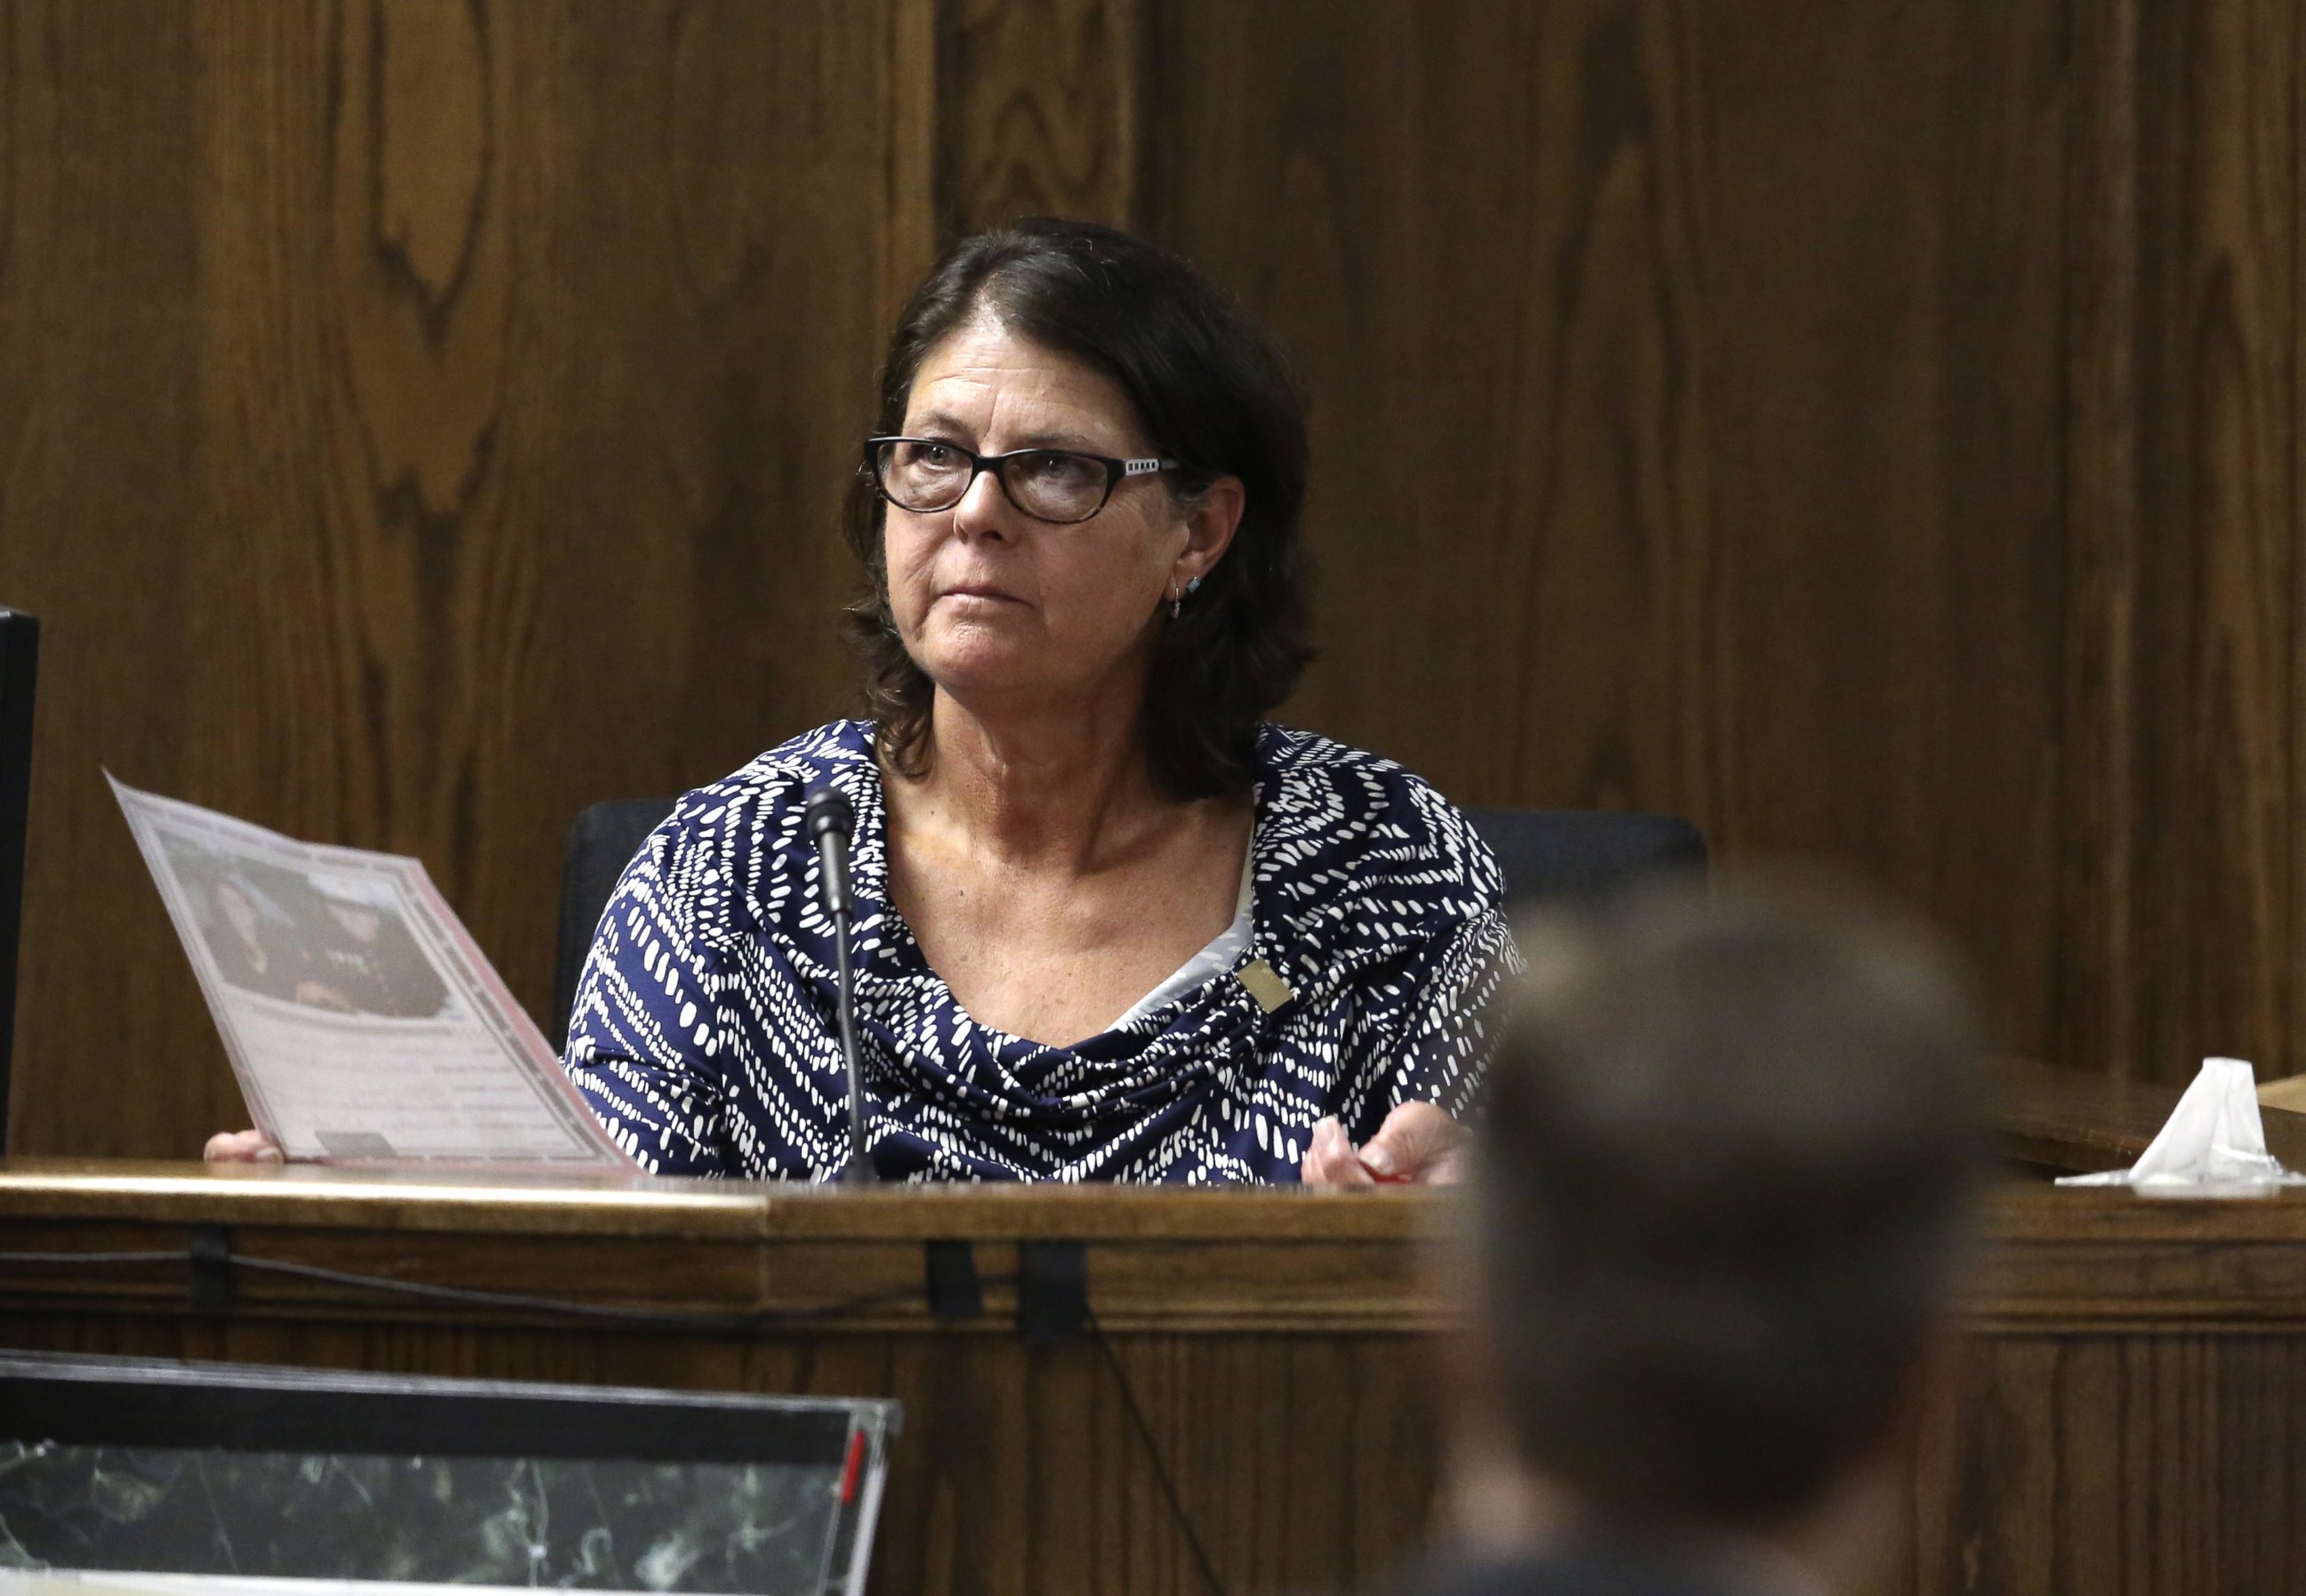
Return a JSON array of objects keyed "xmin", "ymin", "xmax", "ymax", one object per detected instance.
[
  {"xmin": 635, "ymin": 720, "xmax": 876, "ymax": 890},
  {"xmin": 697, "ymin": 719, "xmax": 874, "ymax": 804},
  {"xmin": 667, "ymin": 720, "xmax": 872, "ymax": 815},
  {"xmin": 1252, "ymin": 724, "xmax": 1504, "ymax": 928}
]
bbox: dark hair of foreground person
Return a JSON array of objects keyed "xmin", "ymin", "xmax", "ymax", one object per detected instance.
[{"xmin": 1471, "ymin": 880, "xmax": 1988, "ymax": 1525}]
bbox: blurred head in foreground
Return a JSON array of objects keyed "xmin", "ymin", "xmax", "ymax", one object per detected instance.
[{"xmin": 1444, "ymin": 878, "xmax": 1986, "ymax": 1589}]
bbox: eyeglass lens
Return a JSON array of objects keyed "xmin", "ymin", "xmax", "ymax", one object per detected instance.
[{"xmin": 875, "ymin": 440, "xmax": 1112, "ymax": 523}]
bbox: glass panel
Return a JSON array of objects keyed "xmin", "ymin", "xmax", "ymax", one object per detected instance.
[
  {"xmin": 0, "ymin": 1445, "xmax": 847, "ymax": 1596},
  {"xmin": 0, "ymin": 1355, "xmax": 894, "ymax": 1596}
]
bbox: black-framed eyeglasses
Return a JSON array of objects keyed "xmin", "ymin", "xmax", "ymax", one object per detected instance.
[{"xmin": 863, "ymin": 436, "xmax": 1180, "ymax": 525}]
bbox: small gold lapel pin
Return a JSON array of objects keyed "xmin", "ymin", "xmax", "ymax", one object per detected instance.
[{"xmin": 1236, "ymin": 958, "xmax": 1294, "ymax": 1013}]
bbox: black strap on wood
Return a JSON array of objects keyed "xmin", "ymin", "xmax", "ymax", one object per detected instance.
[
  {"xmin": 1015, "ymin": 1239, "xmax": 1087, "ymax": 1344},
  {"xmin": 923, "ymin": 1238, "xmax": 982, "ymax": 1321},
  {"xmin": 188, "ymin": 1223, "xmax": 233, "ymax": 1314},
  {"xmin": 0, "ymin": 609, "xmax": 36, "ymax": 1153}
]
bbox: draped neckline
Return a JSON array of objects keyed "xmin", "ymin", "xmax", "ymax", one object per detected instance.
[{"xmin": 810, "ymin": 728, "xmax": 1310, "ymax": 1107}]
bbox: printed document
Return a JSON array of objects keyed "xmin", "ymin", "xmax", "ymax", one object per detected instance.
[{"xmin": 111, "ymin": 776, "xmax": 632, "ymax": 1168}]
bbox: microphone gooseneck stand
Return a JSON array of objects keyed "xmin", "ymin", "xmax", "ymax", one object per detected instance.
[{"xmin": 804, "ymin": 786, "xmax": 878, "ymax": 1185}]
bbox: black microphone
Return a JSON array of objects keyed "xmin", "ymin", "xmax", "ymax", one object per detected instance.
[{"xmin": 805, "ymin": 786, "xmax": 876, "ymax": 1184}]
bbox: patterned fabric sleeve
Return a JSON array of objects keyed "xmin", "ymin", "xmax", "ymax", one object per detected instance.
[
  {"xmin": 560, "ymin": 813, "xmax": 738, "ymax": 1176},
  {"xmin": 1335, "ymin": 906, "xmax": 1523, "ymax": 1144}
]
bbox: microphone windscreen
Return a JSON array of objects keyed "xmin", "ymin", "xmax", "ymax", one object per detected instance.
[{"xmin": 805, "ymin": 786, "xmax": 855, "ymax": 842}]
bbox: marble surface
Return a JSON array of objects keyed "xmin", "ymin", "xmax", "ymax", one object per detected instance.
[{"xmin": 0, "ymin": 1444, "xmax": 850, "ymax": 1594}]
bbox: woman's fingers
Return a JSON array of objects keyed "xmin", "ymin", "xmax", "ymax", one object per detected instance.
[
  {"xmin": 203, "ymin": 1129, "xmax": 284, "ymax": 1165},
  {"xmin": 1298, "ymin": 1117, "xmax": 1338, "ymax": 1182},
  {"xmin": 1300, "ymin": 1116, "xmax": 1376, "ymax": 1187},
  {"xmin": 1301, "ymin": 1107, "xmax": 1471, "ymax": 1187},
  {"xmin": 1357, "ymin": 1100, "xmax": 1471, "ymax": 1186}
]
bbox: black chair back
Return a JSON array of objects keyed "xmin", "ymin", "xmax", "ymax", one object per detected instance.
[
  {"xmin": 552, "ymin": 797, "xmax": 676, "ymax": 1051},
  {"xmin": 550, "ymin": 794, "xmax": 1705, "ymax": 1052},
  {"xmin": 1460, "ymin": 805, "xmax": 1706, "ymax": 912},
  {"xmin": 0, "ymin": 609, "xmax": 37, "ymax": 1149}
]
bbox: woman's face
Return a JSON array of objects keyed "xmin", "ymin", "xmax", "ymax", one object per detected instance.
[{"xmin": 882, "ymin": 315, "xmax": 1237, "ymax": 714}]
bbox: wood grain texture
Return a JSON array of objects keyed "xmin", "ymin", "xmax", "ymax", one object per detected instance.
[
  {"xmin": 2103, "ymin": 0, "xmax": 2304, "ymax": 1085},
  {"xmin": 1143, "ymin": 0, "xmax": 2073, "ymax": 1066},
  {"xmin": 2060, "ymin": 0, "xmax": 2144, "ymax": 1087},
  {"xmin": 939, "ymin": 0, "xmax": 1141, "ymax": 231},
  {"xmin": 941, "ymin": 0, "xmax": 2306, "ymax": 1097},
  {"xmin": 1916, "ymin": 1334, "xmax": 2306, "ymax": 1595},
  {"xmin": 0, "ymin": 1157, "xmax": 1439, "ymax": 1236},
  {"xmin": 10, "ymin": 1173, "xmax": 2306, "ymax": 1593},
  {"xmin": 7, "ymin": 0, "xmax": 2306, "ymax": 1133},
  {"xmin": 884, "ymin": 0, "xmax": 942, "ymax": 326},
  {"xmin": 1995, "ymin": 1057, "xmax": 2306, "ymax": 1173},
  {"xmin": 0, "ymin": 1175, "xmax": 1446, "ymax": 1596},
  {"xmin": 2, "ymin": 1, "xmax": 897, "ymax": 1155},
  {"xmin": 0, "ymin": 2, "xmax": 205, "ymax": 1152}
]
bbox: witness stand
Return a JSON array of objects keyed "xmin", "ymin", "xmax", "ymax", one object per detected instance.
[{"xmin": 1, "ymin": 1065, "xmax": 2302, "ymax": 1595}]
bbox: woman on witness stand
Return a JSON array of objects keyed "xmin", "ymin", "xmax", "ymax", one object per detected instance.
[{"xmin": 213, "ymin": 218, "xmax": 1515, "ymax": 1185}]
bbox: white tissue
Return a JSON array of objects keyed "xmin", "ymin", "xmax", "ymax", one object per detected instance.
[{"xmin": 2058, "ymin": 1057, "xmax": 2306, "ymax": 1196}]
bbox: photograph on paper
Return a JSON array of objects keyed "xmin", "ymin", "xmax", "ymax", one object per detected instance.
[
  {"xmin": 110, "ymin": 775, "xmax": 632, "ymax": 1170},
  {"xmin": 163, "ymin": 836, "xmax": 451, "ymax": 1020}
]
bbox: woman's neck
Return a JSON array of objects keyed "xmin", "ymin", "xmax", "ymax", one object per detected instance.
[{"xmin": 907, "ymin": 680, "xmax": 1163, "ymax": 871}]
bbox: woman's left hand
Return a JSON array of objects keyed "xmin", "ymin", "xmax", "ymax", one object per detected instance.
[{"xmin": 1300, "ymin": 1101, "xmax": 1471, "ymax": 1187}]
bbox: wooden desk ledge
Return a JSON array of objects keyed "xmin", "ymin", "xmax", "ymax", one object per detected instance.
[
  {"xmin": 1993, "ymin": 1056, "xmax": 2306, "ymax": 1173},
  {"xmin": 0, "ymin": 1159, "xmax": 1447, "ymax": 1335},
  {"xmin": 0, "ymin": 1158, "xmax": 1443, "ymax": 1240},
  {"xmin": 7, "ymin": 1065, "xmax": 2306, "ymax": 1335}
]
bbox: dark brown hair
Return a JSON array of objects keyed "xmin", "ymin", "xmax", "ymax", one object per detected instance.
[
  {"xmin": 1474, "ymin": 879, "xmax": 1986, "ymax": 1524},
  {"xmin": 841, "ymin": 218, "xmax": 1311, "ymax": 800}
]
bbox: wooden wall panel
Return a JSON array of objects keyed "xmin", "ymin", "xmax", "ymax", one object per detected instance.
[
  {"xmin": 1143, "ymin": 1, "xmax": 2074, "ymax": 1060},
  {"xmin": 2060, "ymin": 0, "xmax": 2146, "ymax": 1092},
  {"xmin": 0, "ymin": 2, "xmax": 205, "ymax": 1151},
  {"xmin": 8, "ymin": 0, "xmax": 2306, "ymax": 1149},
  {"xmin": 2056, "ymin": 0, "xmax": 2306, "ymax": 1087},
  {"xmin": 1, "ymin": 1, "xmax": 901, "ymax": 1155},
  {"xmin": 1915, "ymin": 1334, "xmax": 2306, "ymax": 1594},
  {"xmin": 939, "ymin": 0, "xmax": 1142, "ymax": 232},
  {"xmin": 2116, "ymin": 0, "xmax": 2302, "ymax": 1082}
]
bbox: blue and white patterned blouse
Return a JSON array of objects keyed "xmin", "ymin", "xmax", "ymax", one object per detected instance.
[{"xmin": 561, "ymin": 720, "xmax": 1516, "ymax": 1183}]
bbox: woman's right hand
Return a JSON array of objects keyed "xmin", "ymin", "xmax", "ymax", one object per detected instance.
[
  {"xmin": 204, "ymin": 1129, "xmax": 284, "ymax": 1164},
  {"xmin": 1301, "ymin": 1102, "xmax": 1471, "ymax": 1187}
]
